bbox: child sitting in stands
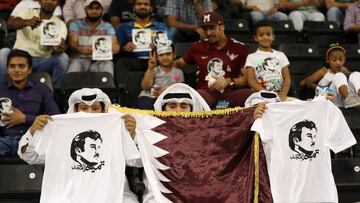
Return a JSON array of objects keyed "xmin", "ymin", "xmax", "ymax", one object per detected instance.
[
  {"xmin": 245, "ymin": 20, "xmax": 291, "ymax": 101},
  {"xmin": 300, "ymin": 44, "xmax": 360, "ymax": 108},
  {"xmin": 137, "ymin": 45, "xmax": 184, "ymax": 110}
]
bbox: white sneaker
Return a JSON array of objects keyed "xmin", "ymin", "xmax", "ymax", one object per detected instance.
[{"xmin": 344, "ymin": 96, "xmax": 360, "ymax": 109}]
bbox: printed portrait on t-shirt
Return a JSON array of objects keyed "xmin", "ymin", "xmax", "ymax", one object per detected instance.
[
  {"xmin": 255, "ymin": 57, "xmax": 283, "ymax": 92},
  {"xmin": 0, "ymin": 97, "xmax": 12, "ymax": 127},
  {"xmin": 70, "ymin": 130, "xmax": 105, "ymax": 172},
  {"xmin": 289, "ymin": 120, "xmax": 319, "ymax": 161},
  {"xmin": 206, "ymin": 58, "xmax": 225, "ymax": 78},
  {"xmin": 152, "ymin": 30, "xmax": 171, "ymax": 47}
]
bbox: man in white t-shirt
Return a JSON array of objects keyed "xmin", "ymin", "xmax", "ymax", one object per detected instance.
[{"xmin": 18, "ymin": 88, "xmax": 139, "ymax": 202}]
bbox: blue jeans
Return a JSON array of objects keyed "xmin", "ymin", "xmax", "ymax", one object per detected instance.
[
  {"xmin": 250, "ymin": 11, "xmax": 288, "ymax": 24},
  {"xmin": 0, "ymin": 135, "xmax": 21, "ymax": 157},
  {"xmin": 0, "ymin": 48, "xmax": 69, "ymax": 87},
  {"xmin": 327, "ymin": 7, "xmax": 345, "ymax": 27}
]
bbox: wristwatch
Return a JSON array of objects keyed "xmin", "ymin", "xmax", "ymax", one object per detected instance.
[{"xmin": 228, "ymin": 78, "xmax": 235, "ymax": 88}]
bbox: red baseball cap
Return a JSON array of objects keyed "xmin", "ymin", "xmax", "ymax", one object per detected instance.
[{"xmin": 199, "ymin": 12, "xmax": 224, "ymax": 27}]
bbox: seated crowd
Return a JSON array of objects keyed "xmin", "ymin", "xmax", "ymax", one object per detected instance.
[{"xmin": 0, "ymin": 0, "xmax": 360, "ymax": 201}]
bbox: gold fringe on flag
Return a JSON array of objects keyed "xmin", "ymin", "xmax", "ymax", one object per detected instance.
[{"xmin": 253, "ymin": 132, "xmax": 260, "ymax": 203}]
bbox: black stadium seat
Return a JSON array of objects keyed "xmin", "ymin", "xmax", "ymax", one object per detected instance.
[
  {"xmin": 62, "ymin": 72, "xmax": 117, "ymax": 106},
  {"xmin": 29, "ymin": 72, "xmax": 53, "ymax": 93},
  {"xmin": 225, "ymin": 19, "xmax": 252, "ymax": 43},
  {"xmin": 303, "ymin": 21, "xmax": 346, "ymax": 46},
  {"xmin": 120, "ymin": 71, "xmax": 144, "ymax": 108},
  {"xmin": 175, "ymin": 42, "xmax": 191, "ymax": 58},
  {"xmin": 270, "ymin": 20, "xmax": 300, "ymax": 46},
  {"xmin": 0, "ymin": 158, "xmax": 42, "ymax": 202},
  {"xmin": 0, "ymin": 19, "xmax": 8, "ymax": 48}
]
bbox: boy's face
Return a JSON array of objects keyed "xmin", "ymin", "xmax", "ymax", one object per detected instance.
[
  {"xmin": 157, "ymin": 51, "xmax": 174, "ymax": 67},
  {"xmin": 165, "ymin": 102, "xmax": 192, "ymax": 112},
  {"xmin": 254, "ymin": 26, "xmax": 274, "ymax": 49}
]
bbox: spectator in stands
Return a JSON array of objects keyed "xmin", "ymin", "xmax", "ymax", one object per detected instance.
[
  {"xmin": 245, "ymin": 21, "xmax": 291, "ymax": 101},
  {"xmin": 67, "ymin": 0, "xmax": 120, "ymax": 76},
  {"xmin": 300, "ymin": 44, "xmax": 360, "ymax": 108},
  {"xmin": 115, "ymin": 0, "xmax": 172, "ymax": 86},
  {"xmin": 278, "ymin": 0, "xmax": 325, "ymax": 31},
  {"xmin": 174, "ymin": 12, "xmax": 254, "ymax": 108},
  {"xmin": 137, "ymin": 45, "xmax": 184, "ymax": 109},
  {"xmin": 239, "ymin": 0, "xmax": 288, "ymax": 25},
  {"xmin": 165, "ymin": 0, "xmax": 213, "ymax": 42},
  {"xmin": 62, "ymin": 0, "xmax": 112, "ymax": 25},
  {"xmin": 0, "ymin": 0, "xmax": 69, "ymax": 88},
  {"xmin": 18, "ymin": 87, "xmax": 138, "ymax": 202},
  {"xmin": 344, "ymin": 1, "xmax": 360, "ymax": 44},
  {"xmin": 0, "ymin": 49, "xmax": 59, "ymax": 157},
  {"xmin": 325, "ymin": 0, "xmax": 355, "ymax": 27},
  {"xmin": 109, "ymin": 0, "xmax": 135, "ymax": 29},
  {"xmin": 0, "ymin": 0, "xmax": 20, "ymax": 20}
]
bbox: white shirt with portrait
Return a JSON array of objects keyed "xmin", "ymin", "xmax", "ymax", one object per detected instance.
[
  {"xmin": 251, "ymin": 98, "xmax": 356, "ymax": 203},
  {"xmin": 245, "ymin": 49, "xmax": 289, "ymax": 92},
  {"xmin": 19, "ymin": 112, "xmax": 139, "ymax": 203}
]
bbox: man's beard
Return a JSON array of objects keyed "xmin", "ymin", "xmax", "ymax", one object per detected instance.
[
  {"xmin": 135, "ymin": 10, "xmax": 150, "ymax": 19},
  {"xmin": 41, "ymin": 7, "xmax": 56, "ymax": 15},
  {"xmin": 86, "ymin": 15, "xmax": 102, "ymax": 23}
]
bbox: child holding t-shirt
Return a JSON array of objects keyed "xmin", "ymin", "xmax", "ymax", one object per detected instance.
[
  {"xmin": 245, "ymin": 20, "xmax": 291, "ymax": 101},
  {"xmin": 137, "ymin": 45, "xmax": 184, "ymax": 110}
]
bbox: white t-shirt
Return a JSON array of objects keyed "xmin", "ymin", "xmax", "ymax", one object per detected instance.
[
  {"xmin": 11, "ymin": 0, "xmax": 62, "ymax": 16},
  {"xmin": 245, "ymin": 49, "xmax": 290, "ymax": 92},
  {"xmin": 30, "ymin": 113, "xmax": 134, "ymax": 203},
  {"xmin": 251, "ymin": 98, "xmax": 356, "ymax": 203}
]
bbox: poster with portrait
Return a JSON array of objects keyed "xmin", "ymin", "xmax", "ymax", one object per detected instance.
[
  {"xmin": 152, "ymin": 30, "xmax": 171, "ymax": 47},
  {"xmin": 132, "ymin": 29, "xmax": 151, "ymax": 52},
  {"xmin": 40, "ymin": 20, "xmax": 61, "ymax": 46},
  {"xmin": 92, "ymin": 35, "xmax": 113, "ymax": 60},
  {"xmin": 0, "ymin": 97, "xmax": 13, "ymax": 127}
]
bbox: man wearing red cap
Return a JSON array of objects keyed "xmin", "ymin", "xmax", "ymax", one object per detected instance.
[{"xmin": 174, "ymin": 12, "xmax": 254, "ymax": 108}]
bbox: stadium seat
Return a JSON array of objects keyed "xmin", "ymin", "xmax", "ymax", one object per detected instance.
[
  {"xmin": 332, "ymin": 158, "xmax": 360, "ymax": 202},
  {"xmin": 120, "ymin": 71, "xmax": 144, "ymax": 108},
  {"xmin": 0, "ymin": 19, "xmax": 8, "ymax": 48},
  {"xmin": 225, "ymin": 19, "xmax": 252, "ymax": 43},
  {"xmin": 29, "ymin": 72, "xmax": 53, "ymax": 93},
  {"xmin": 0, "ymin": 158, "xmax": 42, "ymax": 202},
  {"xmin": 62, "ymin": 72, "xmax": 117, "ymax": 106},
  {"xmin": 303, "ymin": 21, "xmax": 346, "ymax": 46},
  {"xmin": 340, "ymin": 44, "xmax": 360, "ymax": 72},
  {"xmin": 183, "ymin": 65, "xmax": 198, "ymax": 89},
  {"xmin": 279, "ymin": 43, "xmax": 322, "ymax": 99},
  {"xmin": 270, "ymin": 20, "xmax": 300, "ymax": 46}
]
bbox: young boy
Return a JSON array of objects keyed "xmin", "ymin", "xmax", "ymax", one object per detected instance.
[
  {"xmin": 245, "ymin": 20, "xmax": 291, "ymax": 101},
  {"xmin": 137, "ymin": 45, "xmax": 184, "ymax": 109}
]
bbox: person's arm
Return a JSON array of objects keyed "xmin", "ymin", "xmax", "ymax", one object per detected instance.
[
  {"xmin": 112, "ymin": 35, "xmax": 121, "ymax": 54},
  {"xmin": 278, "ymin": 66, "xmax": 291, "ymax": 101},
  {"xmin": 246, "ymin": 67, "xmax": 264, "ymax": 91},
  {"xmin": 344, "ymin": 4, "xmax": 360, "ymax": 31},
  {"xmin": 166, "ymin": 15, "xmax": 198, "ymax": 31},
  {"xmin": 68, "ymin": 32, "xmax": 92, "ymax": 55},
  {"xmin": 173, "ymin": 57, "xmax": 189, "ymax": 69},
  {"xmin": 235, "ymin": 68, "xmax": 249, "ymax": 88},
  {"xmin": 193, "ymin": 0, "xmax": 208, "ymax": 17},
  {"xmin": 278, "ymin": 0, "xmax": 310, "ymax": 10},
  {"xmin": 324, "ymin": 0, "xmax": 352, "ymax": 9},
  {"xmin": 141, "ymin": 52, "xmax": 157, "ymax": 90},
  {"xmin": 299, "ymin": 67, "xmax": 327, "ymax": 89},
  {"xmin": 7, "ymin": 16, "xmax": 42, "ymax": 30}
]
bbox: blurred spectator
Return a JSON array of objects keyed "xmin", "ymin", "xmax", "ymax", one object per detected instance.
[
  {"xmin": 0, "ymin": 49, "xmax": 59, "ymax": 157},
  {"xmin": 0, "ymin": 0, "xmax": 20, "ymax": 20},
  {"xmin": 67, "ymin": 0, "xmax": 119, "ymax": 76},
  {"xmin": 343, "ymin": 1, "xmax": 360, "ymax": 43},
  {"xmin": 165, "ymin": 0, "xmax": 213, "ymax": 42},
  {"xmin": 109, "ymin": 0, "xmax": 135, "ymax": 29},
  {"xmin": 0, "ymin": 0, "xmax": 69, "ymax": 87},
  {"xmin": 137, "ymin": 45, "xmax": 184, "ymax": 110},
  {"xmin": 62, "ymin": 0, "xmax": 112, "ymax": 25},
  {"xmin": 240, "ymin": 0, "xmax": 288, "ymax": 24},
  {"xmin": 155, "ymin": 0, "xmax": 167, "ymax": 21},
  {"xmin": 325, "ymin": 0, "xmax": 355, "ymax": 27},
  {"xmin": 279, "ymin": 0, "xmax": 325, "ymax": 31},
  {"xmin": 174, "ymin": 12, "xmax": 254, "ymax": 108},
  {"xmin": 115, "ymin": 0, "xmax": 171, "ymax": 84}
]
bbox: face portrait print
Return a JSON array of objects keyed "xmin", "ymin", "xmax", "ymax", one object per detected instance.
[
  {"xmin": 153, "ymin": 30, "xmax": 171, "ymax": 47},
  {"xmin": 0, "ymin": 97, "xmax": 13, "ymax": 127},
  {"xmin": 40, "ymin": 20, "xmax": 61, "ymax": 46},
  {"xmin": 92, "ymin": 36, "xmax": 113, "ymax": 60},
  {"xmin": 70, "ymin": 130, "xmax": 105, "ymax": 172},
  {"xmin": 132, "ymin": 29, "xmax": 152, "ymax": 52},
  {"xmin": 289, "ymin": 120, "xmax": 319, "ymax": 161},
  {"xmin": 207, "ymin": 58, "xmax": 225, "ymax": 78}
]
